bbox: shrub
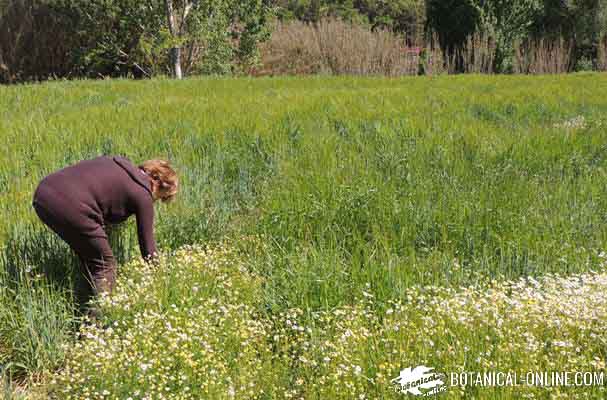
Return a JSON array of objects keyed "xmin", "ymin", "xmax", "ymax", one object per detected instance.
[{"xmin": 0, "ymin": 0, "xmax": 75, "ymax": 83}]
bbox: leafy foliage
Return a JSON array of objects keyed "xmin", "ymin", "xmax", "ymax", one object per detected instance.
[
  {"xmin": 2, "ymin": 0, "xmax": 607, "ymax": 81},
  {"xmin": 533, "ymin": 0, "xmax": 607, "ymax": 65},
  {"xmin": 0, "ymin": 0, "xmax": 272, "ymax": 82},
  {"xmin": 426, "ymin": 0, "xmax": 479, "ymax": 51},
  {"xmin": 275, "ymin": 0, "xmax": 426, "ymax": 38},
  {"xmin": 54, "ymin": 0, "xmax": 166, "ymax": 77},
  {"xmin": 474, "ymin": 0, "xmax": 545, "ymax": 72}
]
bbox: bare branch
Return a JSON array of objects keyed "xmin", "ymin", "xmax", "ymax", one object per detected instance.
[
  {"xmin": 118, "ymin": 49, "xmax": 152, "ymax": 78},
  {"xmin": 179, "ymin": 1, "xmax": 194, "ymax": 35}
]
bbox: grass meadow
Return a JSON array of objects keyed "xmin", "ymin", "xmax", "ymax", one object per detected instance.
[{"xmin": 1, "ymin": 73, "xmax": 607, "ymax": 398}]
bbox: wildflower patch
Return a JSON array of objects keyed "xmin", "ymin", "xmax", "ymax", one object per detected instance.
[{"xmin": 46, "ymin": 244, "xmax": 607, "ymax": 399}]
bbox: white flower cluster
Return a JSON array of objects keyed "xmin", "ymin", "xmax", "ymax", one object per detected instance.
[
  {"xmin": 553, "ymin": 115, "xmax": 587, "ymax": 131},
  {"xmin": 49, "ymin": 244, "xmax": 284, "ymax": 400}
]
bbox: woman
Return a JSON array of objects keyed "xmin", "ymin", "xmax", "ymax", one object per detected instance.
[{"xmin": 32, "ymin": 156, "xmax": 178, "ymax": 317}]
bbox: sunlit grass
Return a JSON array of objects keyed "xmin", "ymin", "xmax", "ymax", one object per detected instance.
[{"xmin": 1, "ymin": 73, "xmax": 607, "ymax": 397}]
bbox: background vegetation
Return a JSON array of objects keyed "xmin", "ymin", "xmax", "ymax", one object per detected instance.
[{"xmin": 1, "ymin": 0, "xmax": 607, "ymax": 83}]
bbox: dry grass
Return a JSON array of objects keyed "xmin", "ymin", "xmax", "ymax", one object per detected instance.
[
  {"xmin": 459, "ymin": 31, "xmax": 496, "ymax": 74},
  {"xmin": 259, "ymin": 20, "xmax": 583, "ymax": 77},
  {"xmin": 514, "ymin": 37, "xmax": 573, "ymax": 74},
  {"xmin": 257, "ymin": 19, "xmax": 420, "ymax": 77},
  {"xmin": 598, "ymin": 36, "xmax": 607, "ymax": 72},
  {"xmin": 422, "ymin": 32, "xmax": 448, "ymax": 76},
  {"xmin": 260, "ymin": 22, "xmax": 497, "ymax": 77}
]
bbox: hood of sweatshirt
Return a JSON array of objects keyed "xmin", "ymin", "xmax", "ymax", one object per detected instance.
[{"xmin": 113, "ymin": 156, "xmax": 154, "ymax": 199}]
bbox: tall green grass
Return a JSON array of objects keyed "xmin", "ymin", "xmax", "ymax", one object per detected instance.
[{"xmin": 1, "ymin": 74, "xmax": 607, "ymax": 383}]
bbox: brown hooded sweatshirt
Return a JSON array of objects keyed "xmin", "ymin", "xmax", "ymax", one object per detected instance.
[{"xmin": 32, "ymin": 155, "xmax": 157, "ymax": 259}]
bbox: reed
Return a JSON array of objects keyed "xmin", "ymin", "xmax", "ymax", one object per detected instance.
[
  {"xmin": 514, "ymin": 37, "xmax": 573, "ymax": 74},
  {"xmin": 259, "ymin": 19, "xmax": 420, "ymax": 76},
  {"xmin": 261, "ymin": 20, "xmax": 586, "ymax": 77},
  {"xmin": 459, "ymin": 30, "xmax": 496, "ymax": 74},
  {"xmin": 598, "ymin": 36, "xmax": 607, "ymax": 72}
]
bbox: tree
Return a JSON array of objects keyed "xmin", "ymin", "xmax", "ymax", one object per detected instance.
[
  {"xmin": 355, "ymin": 0, "xmax": 426, "ymax": 40},
  {"xmin": 51, "ymin": 0, "xmax": 166, "ymax": 78},
  {"xmin": 427, "ymin": 0, "xmax": 545, "ymax": 72},
  {"xmin": 50, "ymin": 0, "xmax": 272, "ymax": 79},
  {"xmin": 561, "ymin": 0, "xmax": 604, "ymax": 60},
  {"xmin": 426, "ymin": 0, "xmax": 479, "ymax": 51},
  {"xmin": 164, "ymin": 0, "xmax": 193, "ymax": 79},
  {"xmin": 473, "ymin": 0, "xmax": 544, "ymax": 71},
  {"xmin": 532, "ymin": 0, "xmax": 606, "ymax": 67},
  {"xmin": 0, "ymin": 0, "xmax": 77, "ymax": 83},
  {"xmin": 164, "ymin": 0, "xmax": 273, "ymax": 77}
]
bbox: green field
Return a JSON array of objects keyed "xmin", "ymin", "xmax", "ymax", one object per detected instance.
[{"xmin": 1, "ymin": 74, "xmax": 607, "ymax": 398}]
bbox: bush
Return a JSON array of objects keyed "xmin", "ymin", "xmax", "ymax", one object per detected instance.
[{"xmin": 0, "ymin": 0, "xmax": 76, "ymax": 83}]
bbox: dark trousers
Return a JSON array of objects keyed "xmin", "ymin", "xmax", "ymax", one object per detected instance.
[{"xmin": 32, "ymin": 200, "xmax": 116, "ymax": 314}]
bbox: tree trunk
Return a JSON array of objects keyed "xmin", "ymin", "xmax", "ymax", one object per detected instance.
[
  {"xmin": 164, "ymin": 0, "xmax": 182, "ymax": 79},
  {"xmin": 169, "ymin": 46, "xmax": 182, "ymax": 79}
]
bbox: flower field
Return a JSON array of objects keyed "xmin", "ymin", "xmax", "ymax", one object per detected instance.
[
  {"xmin": 1, "ymin": 74, "xmax": 607, "ymax": 398},
  {"xmin": 43, "ymin": 243, "xmax": 607, "ymax": 399}
]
